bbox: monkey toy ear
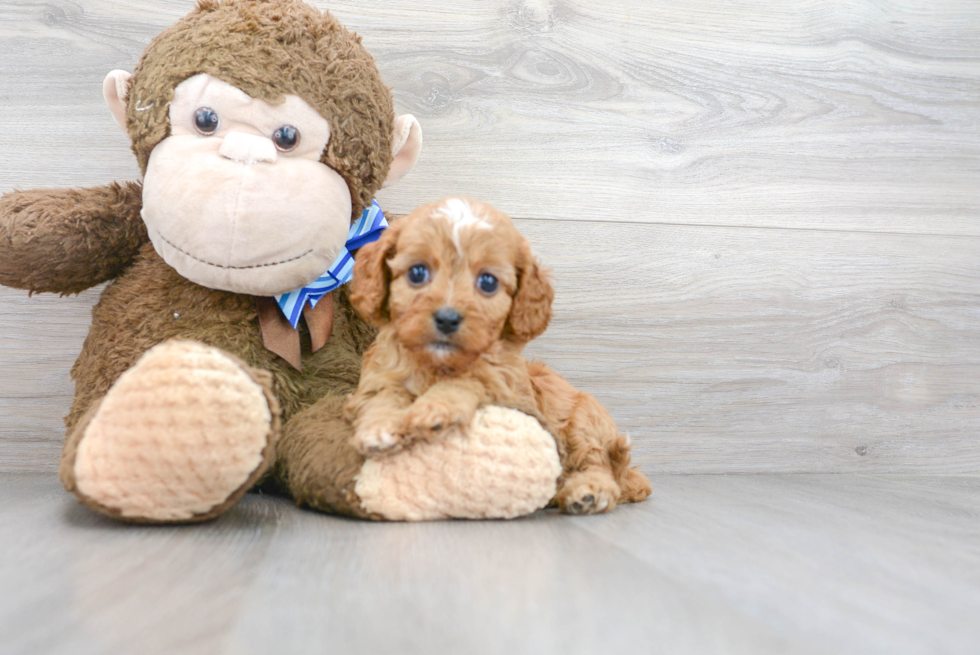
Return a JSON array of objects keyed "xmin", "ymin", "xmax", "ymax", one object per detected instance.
[
  {"xmin": 103, "ymin": 70, "xmax": 132, "ymax": 133},
  {"xmin": 383, "ymin": 115, "xmax": 423, "ymax": 188},
  {"xmin": 350, "ymin": 220, "xmax": 404, "ymax": 326}
]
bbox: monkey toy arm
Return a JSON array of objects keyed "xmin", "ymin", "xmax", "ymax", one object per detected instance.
[{"xmin": 0, "ymin": 181, "xmax": 147, "ymax": 294}]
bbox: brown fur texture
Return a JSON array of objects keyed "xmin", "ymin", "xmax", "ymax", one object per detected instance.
[
  {"xmin": 346, "ymin": 198, "xmax": 652, "ymax": 514},
  {"xmin": 0, "ymin": 183, "xmax": 146, "ymax": 294},
  {"xmin": 126, "ymin": 0, "xmax": 393, "ymax": 220},
  {"xmin": 273, "ymin": 394, "xmax": 377, "ymax": 519},
  {"xmin": 55, "ymin": 243, "xmax": 377, "ymax": 520},
  {"xmin": 65, "ymin": 245, "xmax": 374, "ymax": 433}
]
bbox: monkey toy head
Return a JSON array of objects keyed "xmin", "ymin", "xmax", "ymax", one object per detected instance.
[{"xmin": 102, "ymin": 0, "xmax": 422, "ymax": 296}]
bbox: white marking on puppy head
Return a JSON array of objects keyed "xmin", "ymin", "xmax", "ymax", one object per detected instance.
[{"xmin": 436, "ymin": 198, "xmax": 492, "ymax": 255}]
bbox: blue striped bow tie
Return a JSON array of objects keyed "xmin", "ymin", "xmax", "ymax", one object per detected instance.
[{"xmin": 275, "ymin": 200, "xmax": 387, "ymax": 328}]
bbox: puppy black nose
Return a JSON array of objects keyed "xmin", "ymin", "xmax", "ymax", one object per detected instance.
[{"xmin": 433, "ymin": 307, "xmax": 463, "ymax": 335}]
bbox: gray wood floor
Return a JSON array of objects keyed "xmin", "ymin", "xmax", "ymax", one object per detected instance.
[
  {"xmin": 1, "ymin": 1, "xmax": 979, "ymax": 653},
  {"xmin": 2, "ymin": 472, "xmax": 978, "ymax": 655}
]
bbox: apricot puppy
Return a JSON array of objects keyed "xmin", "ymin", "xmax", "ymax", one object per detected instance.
[{"xmin": 346, "ymin": 198, "xmax": 651, "ymax": 514}]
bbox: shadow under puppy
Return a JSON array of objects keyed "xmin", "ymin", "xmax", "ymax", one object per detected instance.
[{"xmin": 346, "ymin": 197, "xmax": 652, "ymax": 513}]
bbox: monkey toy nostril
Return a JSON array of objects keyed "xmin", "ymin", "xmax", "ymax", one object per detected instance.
[{"xmin": 433, "ymin": 307, "xmax": 463, "ymax": 335}]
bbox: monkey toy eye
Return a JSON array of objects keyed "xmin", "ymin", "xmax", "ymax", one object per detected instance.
[
  {"xmin": 273, "ymin": 125, "xmax": 300, "ymax": 151},
  {"xmin": 407, "ymin": 264, "xmax": 430, "ymax": 287},
  {"xmin": 194, "ymin": 107, "xmax": 219, "ymax": 135},
  {"xmin": 477, "ymin": 272, "xmax": 499, "ymax": 295}
]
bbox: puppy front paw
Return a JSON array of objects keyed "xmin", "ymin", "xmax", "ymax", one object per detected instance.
[
  {"xmin": 401, "ymin": 398, "xmax": 473, "ymax": 441},
  {"xmin": 351, "ymin": 422, "xmax": 406, "ymax": 456},
  {"xmin": 555, "ymin": 469, "xmax": 622, "ymax": 515}
]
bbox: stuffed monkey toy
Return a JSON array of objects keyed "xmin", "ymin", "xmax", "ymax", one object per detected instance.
[{"xmin": 0, "ymin": 0, "xmax": 563, "ymax": 522}]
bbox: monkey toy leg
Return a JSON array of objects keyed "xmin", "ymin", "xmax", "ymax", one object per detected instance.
[
  {"xmin": 272, "ymin": 396, "xmax": 567, "ymax": 522},
  {"xmin": 272, "ymin": 395, "xmax": 375, "ymax": 519},
  {"xmin": 59, "ymin": 340, "xmax": 281, "ymax": 523}
]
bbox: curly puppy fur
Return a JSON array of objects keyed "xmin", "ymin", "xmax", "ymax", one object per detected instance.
[{"xmin": 347, "ymin": 198, "xmax": 652, "ymax": 514}]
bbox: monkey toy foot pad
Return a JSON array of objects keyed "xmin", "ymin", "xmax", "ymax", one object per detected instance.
[
  {"xmin": 354, "ymin": 406, "xmax": 563, "ymax": 521},
  {"xmin": 63, "ymin": 341, "xmax": 279, "ymax": 522}
]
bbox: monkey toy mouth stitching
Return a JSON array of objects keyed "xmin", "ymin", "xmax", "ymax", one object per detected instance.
[{"xmin": 153, "ymin": 228, "xmax": 315, "ymax": 270}]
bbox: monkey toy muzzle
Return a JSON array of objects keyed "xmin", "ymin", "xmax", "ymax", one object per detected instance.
[{"xmin": 141, "ymin": 73, "xmax": 352, "ymax": 297}]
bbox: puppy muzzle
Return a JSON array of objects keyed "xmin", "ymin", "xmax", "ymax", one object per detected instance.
[{"xmin": 433, "ymin": 307, "xmax": 463, "ymax": 335}]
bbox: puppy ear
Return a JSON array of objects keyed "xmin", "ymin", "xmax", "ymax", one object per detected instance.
[
  {"xmin": 505, "ymin": 241, "xmax": 554, "ymax": 342},
  {"xmin": 350, "ymin": 220, "xmax": 401, "ymax": 326}
]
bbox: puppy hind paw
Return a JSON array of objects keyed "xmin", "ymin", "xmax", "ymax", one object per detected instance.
[
  {"xmin": 564, "ymin": 492, "xmax": 612, "ymax": 515},
  {"xmin": 556, "ymin": 469, "xmax": 621, "ymax": 515}
]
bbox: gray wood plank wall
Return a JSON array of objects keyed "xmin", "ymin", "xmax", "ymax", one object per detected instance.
[{"xmin": 1, "ymin": 0, "xmax": 978, "ymax": 474}]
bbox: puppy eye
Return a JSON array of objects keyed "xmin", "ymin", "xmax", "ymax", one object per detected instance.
[
  {"xmin": 273, "ymin": 125, "xmax": 300, "ymax": 151},
  {"xmin": 477, "ymin": 272, "xmax": 499, "ymax": 295},
  {"xmin": 194, "ymin": 107, "xmax": 219, "ymax": 135},
  {"xmin": 407, "ymin": 264, "xmax": 430, "ymax": 286}
]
